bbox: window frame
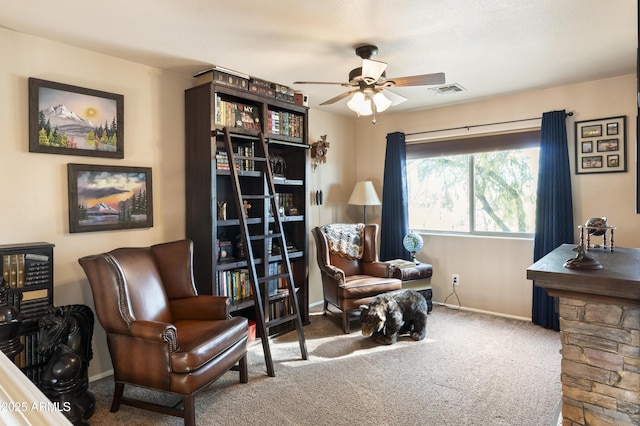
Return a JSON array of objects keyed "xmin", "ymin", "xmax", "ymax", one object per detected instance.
[{"xmin": 406, "ymin": 129, "xmax": 541, "ymax": 239}]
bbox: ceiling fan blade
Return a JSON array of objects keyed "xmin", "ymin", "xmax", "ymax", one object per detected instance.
[
  {"xmin": 381, "ymin": 89, "xmax": 408, "ymax": 106},
  {"xmin": 362, "ymin": 59, "xmax": 387, "ymax": 83},
  {"xmin": 385, "ymin": 72, "xmax": 446, "ymax": 87},
  {"xmin": 320, "ymin": 90, "xmax": 358, "ymax": 105}
]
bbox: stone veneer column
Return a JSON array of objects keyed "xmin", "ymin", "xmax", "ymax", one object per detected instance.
[
  {"xmin": 527, "ymin": 244, "xmax": 640, "ymax": 426},
  {"xmin": 558, "ymin": 299, "xmax": 639, "ymax": 425}
]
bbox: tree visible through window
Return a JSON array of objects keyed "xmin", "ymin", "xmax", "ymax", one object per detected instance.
[{"xmin": 407, "ymin": 147, "xmax": 539, "ymax": 236}]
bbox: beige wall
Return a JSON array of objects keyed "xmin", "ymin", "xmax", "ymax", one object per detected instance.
[
  {"xmin": 2, "ymin": 26, "xmax": 637, "ymax": 379},
  {"xmin": 0, "ymin": 28, "xmax": 192, "ymax": 378},
  {"xmin": 352, "ymin": 74, "xmax": 638, "ymax": 319},
  {"xmin": 306, "ymin": 109, "xmax": 357, "ymax": 305}
]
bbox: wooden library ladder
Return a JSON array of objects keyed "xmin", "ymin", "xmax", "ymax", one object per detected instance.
[{"xmin": 222, "ymin": 127, "xmax": 308, "ymax": 377}]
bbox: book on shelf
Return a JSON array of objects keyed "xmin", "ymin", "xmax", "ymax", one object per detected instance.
[
  {"xmin": 24, "ymin": 254, "xmax": 50, "ymax": 287},
  {"xmin": 267, "ymin": 110, "xmax": 303, "ymax": 138},
  {"xmin": 387, "ymin": 259, "xmax": 417, "ymax": 269},
  {"xmin": 3, "ymin": 253, "xmax": 51, "ymax": 289},
  {"xmin": 214, "ymin": 94, "xmax": 260, "ymax": 130},
  {"xmin": 267, "ymin": 263, "xmax": 280, "ymax": 296},
  {"xmin": 19, "ymin": 289, "xmax": 51, "ymax": 320},
  {"xmin": 217, "ymin": 269, "xmax": 253, "ymax": 303},
  {"xmin": 216, "ymin": 143, "xmax": 255, "ymax": 172},
  {"xmin": 3, "ymin": 254, "xmax": 22, "ymax": 288}
]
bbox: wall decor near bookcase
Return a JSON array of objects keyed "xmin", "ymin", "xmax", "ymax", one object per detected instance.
[
  {"xmin": 185, "ymin": 82, "xmax": 309, "ymax": 334},
  {"xmin": 0, "ymin": 242, "xmax": 54, "ymax": 385}
]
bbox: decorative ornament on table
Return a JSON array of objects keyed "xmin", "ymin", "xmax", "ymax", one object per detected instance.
[
  {"xmin": 564, "ymin": 244, "xmax": 603, "ymax": 270},
  {"xmin": 578, "ymin": 216, "xmax": 615, "ymax": 251},
  {"xmin": 311, "ymin": 135, "xmax": 330, "ymax": 169},
  {"xmin": 403, "ymin": 231, "xmax": 424, "ymax": 263}
]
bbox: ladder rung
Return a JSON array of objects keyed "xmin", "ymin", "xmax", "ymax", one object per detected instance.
[
  {"xmin": 216, "ymin": 129, "xmax": 260, "ymax": 140},
  {"xmin": 242, "ymin": 194, "xmax": 274, "ymax": 200},
  {"xmin": 235, "ymin": 155, "xmax": 267, "ymax": 162},
  {"xmin": 266, "ymin": 314, "xmax": 298, "ymax": 329},
  {"xmin": 257, "ymin": 273, "xmax": 290, "ymax": 284},
  {"xmin": 248, "ymin": 233, "xmax": 282, "ymax": 241}
]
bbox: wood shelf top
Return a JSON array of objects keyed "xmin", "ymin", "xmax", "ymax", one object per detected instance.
[{"xmin": 527, "ymin": 244, "xmax": 640, "ymax": 304}]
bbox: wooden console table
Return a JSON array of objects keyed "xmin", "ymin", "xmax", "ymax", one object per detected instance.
[{"xmin": 527, "ymin": 244, "xmax": 639, "ymax": 426}]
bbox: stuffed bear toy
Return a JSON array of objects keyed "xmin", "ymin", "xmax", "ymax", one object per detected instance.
[{"xmin": 360, "ymin": 289, "xmax": 428, "ymax": 345}]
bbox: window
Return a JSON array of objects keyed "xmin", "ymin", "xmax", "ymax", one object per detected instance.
[{"xmin": 406, "ymin": 130, "xmax": 540, "ymax": 237}]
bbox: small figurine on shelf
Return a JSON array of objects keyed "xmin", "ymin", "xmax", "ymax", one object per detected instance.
[
  {"xmin": 269, "ymin": 155, "xmax": 286, "ymax": 177},
  {"xmin": 217, "ymin": 201, "xmax": 227, "ymax": 220},
  {"xmin": 242, "ymin": 200, "xmax": 252, "ymax": 217}
]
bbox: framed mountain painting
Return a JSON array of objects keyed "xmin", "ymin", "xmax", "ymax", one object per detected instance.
[
  {"xmin": 67, "ymin": 163, "xmax": 152, "ymax": 233},
  {"xmin": 29, "ymin": 78, "xmax": 124, "ymax": 158}
]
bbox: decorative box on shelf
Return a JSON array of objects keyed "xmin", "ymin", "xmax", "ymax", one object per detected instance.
[{"xmin": 194, "ymin": 66, "xmax": 249, "ymax": 90}]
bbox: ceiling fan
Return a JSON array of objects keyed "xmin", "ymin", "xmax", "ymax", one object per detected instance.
[{"xmin": 294, "ymin": 44, "xmax": 445, "ymax": 122}]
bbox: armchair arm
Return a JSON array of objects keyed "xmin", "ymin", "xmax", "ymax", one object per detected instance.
[
  {"xmin": 318, "ymin": 264, "xmax": 346, "ymax": 283},
  {"xmin": 129, "ymin": 320, "xmax": 178, "ymax": 352},
  {"xmin": 170, "ymin": 295, "xmax": 230, "ymax": 321},
  {"xmin": 362, "ymin": 261, "xmax": 394, "ymax": 278}
]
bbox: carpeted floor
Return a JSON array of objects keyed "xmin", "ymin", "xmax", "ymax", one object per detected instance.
[{"xmin": 87, "ymin": 305, "xmax": 562, "ymax": 426}]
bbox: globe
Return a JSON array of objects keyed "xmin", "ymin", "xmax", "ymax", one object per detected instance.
[
  {"xmin": 403, "ymin": 232, "xmax": 424, "ymax": 262},
  {"xmin": 585, "ymin": 217, "xmax": 608, "ymax": 236}
]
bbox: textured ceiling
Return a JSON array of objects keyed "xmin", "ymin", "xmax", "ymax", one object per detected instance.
[{"xmin": 0, "ymin": 0, "xmax": 636, "ymax": 117}]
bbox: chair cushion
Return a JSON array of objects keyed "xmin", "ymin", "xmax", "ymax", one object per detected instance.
[
  {"xmin": 170, "ymin": 316, "xmax": 247, "ymax": 373},
  {"xmin": 338, "ymin": 275, "xmax": 402, "ymax": 300}
]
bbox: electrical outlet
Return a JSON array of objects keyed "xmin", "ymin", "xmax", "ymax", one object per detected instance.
[{"xmin": 452, "ymin": 274, "xmax": 460, "ymax": 286}]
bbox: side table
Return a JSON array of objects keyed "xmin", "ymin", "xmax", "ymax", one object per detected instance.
[{"xmin": 390, "ymin": 262, "xmax": 434, "ymax": 312}]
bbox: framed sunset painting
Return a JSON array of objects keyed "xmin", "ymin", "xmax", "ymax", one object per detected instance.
[
  {"xmin": 29, "ymin": 78, "xmax": 124, "ymax": 158},
  {"xmin": 67, "ymin": 164, "xmax": 152, "ymax": 233}
]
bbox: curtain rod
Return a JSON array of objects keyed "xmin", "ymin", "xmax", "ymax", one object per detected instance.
[{"xmin": 405, "ymin": 111, "xmax": 573, "ymax": 137}]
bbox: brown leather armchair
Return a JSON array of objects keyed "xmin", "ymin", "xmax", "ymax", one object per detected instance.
[
  {"xmin": 312, "ymin": 224, "xmax": 402, "ymax": 333},
  {"xmin": 78, "ymin": 239, "xmax": 248, "ymax": 426}
]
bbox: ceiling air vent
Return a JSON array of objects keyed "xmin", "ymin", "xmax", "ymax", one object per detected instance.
[{"xmin": 429, "ymin": 83, "xmax": 466, "ymax": 95}]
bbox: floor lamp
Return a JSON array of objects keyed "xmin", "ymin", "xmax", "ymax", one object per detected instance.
[{"xmin": 348, "ymin": 181, "xmax": 381, "ymax": 224}]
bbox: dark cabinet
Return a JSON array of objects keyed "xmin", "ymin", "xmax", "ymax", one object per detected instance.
[{"xmin": 0, "ymin": 242, "xmax": 54, "ymax": 385}]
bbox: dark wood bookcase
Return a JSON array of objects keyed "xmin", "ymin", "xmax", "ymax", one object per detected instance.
[
  {"xmin": 185, "ymin": 83, "xmax": 309, "ymax": 333},
  {"xmin": 0, "ymin": 242, "xmax": 54, "ymax": 385}
]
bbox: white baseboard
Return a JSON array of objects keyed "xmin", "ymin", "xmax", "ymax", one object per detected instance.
[
  {"xmin": 89, "ymin": 369, "xmax": 113, "ymax": 383},
  {"xmin": 309, "ymin": 300, "xmax": 532, "ymax": 322},
  {"xmin": 433, "ymin": 301, "xmax": 532, "ymax": 322}
]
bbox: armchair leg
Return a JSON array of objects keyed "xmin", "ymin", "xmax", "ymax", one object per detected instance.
[
  {"xmin": 183, "ymin": 395, "xmax": 195, "ymax": 426},
  {"xmin": 239, "ymin": 354, "xmax": 248, "ymax": 384},
  {"xmin": 342, "ymin": 311, "xmax": 350, "ymax": 334},
  {"xmin": 110, "ymin": 382, "xmax": 124, "ymax": 412},
  {"xmin": 323, "ymin": 300, "xmax": 329, "ymax": 316}
]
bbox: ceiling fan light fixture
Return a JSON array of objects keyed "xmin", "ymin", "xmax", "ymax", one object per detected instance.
[
  {"xmin": 347, "ymin": 91, "xmax": 372, "ymax": 116},
  {"xmin": 372, "ymin": 91, "xmax": 392, "ymax": 112}
]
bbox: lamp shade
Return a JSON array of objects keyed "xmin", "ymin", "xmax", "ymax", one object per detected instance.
[
  {"xmin": 372, "ymin": 91, "xmax": 392, "ymax": 112},
  {"xmin": 348, "ymin": 181, "xmax": 381, "ymax": 206},
  {"xmin": 347, "ymin": 92, "xmax": 373, "ymax": 116}
]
